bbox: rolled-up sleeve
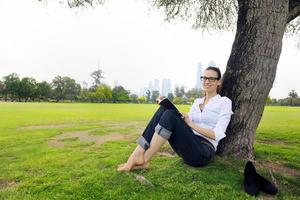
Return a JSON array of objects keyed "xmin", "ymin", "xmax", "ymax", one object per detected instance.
[{"xmin": 213, "ymin": 98, "xmax": 233, "ymax": 141}]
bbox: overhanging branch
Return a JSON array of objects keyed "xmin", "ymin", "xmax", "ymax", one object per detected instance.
[
  {"xmin": 152, "ymin": 0, "xmax": 237, "ymax": 31},
  {"xmin": 37, "ymin": 0, "xmax": 105, "ymax": 8}
]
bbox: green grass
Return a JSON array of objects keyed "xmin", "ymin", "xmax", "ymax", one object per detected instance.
[
  {"xmin": 0, "ymin": 103, "xmax": 299, "ymax": 199},
  {"xmin": 256, "ymin": 106, "xmax": 300, "ymax": 169}
]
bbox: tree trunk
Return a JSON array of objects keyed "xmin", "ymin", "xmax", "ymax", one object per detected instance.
[{"xmin": 217, "ymin": 0, "xmax": 289, "ymax": 159}]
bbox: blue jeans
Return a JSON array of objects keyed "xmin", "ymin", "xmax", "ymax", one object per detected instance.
[{"xmin": 137, "ymin": 106, "xmax": 215, "ymax": 167}]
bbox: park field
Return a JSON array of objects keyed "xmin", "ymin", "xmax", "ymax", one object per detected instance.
[{"xmin": 0, "ymin": 102, "xmax": 299, "ymax": 199}]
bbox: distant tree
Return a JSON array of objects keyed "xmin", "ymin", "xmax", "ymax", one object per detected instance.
[
  {"xmin": 82, "ymin": 81, "xmax": 88, "ymax": 89},
  {"xmin": 36, "ymin": 81, "xmax": 52, "ymax": 101},
  {"xmin": 288, "ymin": 89, "xmax": 298, "ymax": 98},
  {"xmin": 93, "ymin": 84, "xmax": 112, "ymax": 102},
  {"xmin": 145, "ymin": 90, "xmax": 151, "ymax": 103},
  {"xmin": 2, "ymin": 73, "xmax": 21, "ymax": 101},
  {"xmin": 271, "ymin": 98, "xmax": 278, "ymax": 105},
  {"xmin": 174, "ymin": 86, "xmax": 185, "ymax": 98},
  {"xmin": 278, "ymin": 98, "xmax": 287, "ymax": 106},
  {"xmin": 90, "ymin": 69, "xmax": 104, "ymax": 90},
  {"xmin": 138, "ymin": 96, "xmax": 147, "ymax": 104},
  {"xmin": 19, "ymin": 77, "xmax": 37, "ymax": 102},
  {"xmin": 287, "ymin": 89, "xmax": 299, "ymax": 106},
  {"xmin": 64, "ymin": 77, "xmax": 81, "ymax": 101},
  {"xmin": 112, "ymin": 86, "xmax": 130, "ymax": 103},
  {"xmin": 185, "ymin": 88, "xmax": 203, "ymax": 104},
  {"xmin": 130, "ymin": 94, "xmax": 139, "ymax": 103},
  {"xmin": 167, "ymin": 92, "xmax": 174, "ymax": 102},
  {"xmin": 185, "ymin": 88, "xmax": 203, "ymax": 100},
  {"xmin": 265, "ymin": 96, "xmax": 272, "ymax": 105},
  {"xmin": 51, "ymin": 76, "xmax": 81, "ymax": 101},
  {"xmin": 79, "ymin": 81, "xmax": 89, "ymax": 102},
  {"xmin": 294, "ymin": 98, "xmax": 300, "ymax": 106},
  {"xmin": 150, "ymin": 90, "xmax": 160, "ymax": 103},
  {"xmin": 51, "ymin": 76, "xmax": 65, "ymax": 101},
  {"xmin": 173, "ymin": 97, "xmax": 187, "ymax": 105},
  {"xmin": 78, "ymin": 87, "xmax": 90, "ymax": 102},
  {"xmin": 0, "ymin": 81, "xmax": 4, "ymax": 98}
]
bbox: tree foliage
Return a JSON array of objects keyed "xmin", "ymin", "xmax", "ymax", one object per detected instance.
[
  {"xmin": 185, "ymin": 88, "xmax": 203, "ymax": 99},
  {"xmin": 0, "ymin": 81, "xmax": 4, "ymax": 96},
  {"xmin": 60, "ymin": 0, "xmax": 300, "ymax": 36},
  {"xmin": 146, "ymin": 90, "xmax": 151, "ymax": 103},
  {"xmin": 19, "ymin": 77, "xmax": 37, "ymax": 101},
  {"xmin": 51, "ymin": 76, "xmax": 81, "ymax": 102},
  {"xmin": 130, "ymin": 94, "xmax": 139, "ymax": 103},
  {"xmin": 0, "ymin": 72, "xmax": 151, "ymax": 104},
  {"xmin": 51, "ymin": 76, "xmax": 65, "ymax": 101},
  {"xmin": 167, "ymin": 92, "xmax": 174, "ymax": 102},
  {"xmin": 90, "ymin": 84, "xmax": 112, "ymax": 102},
  {"xmin": 174, "ymin": 85, "xmax": 185, "ymax": 98},
  {"xmin": 152, "ymin": 0, "xmax": 237, "ymax": 30},
  {"xmin": 112, "ymin": 86, "xmax": 130, "ymax": 103},
  {"xmin": 138, "ymin": 96, "xmax": 147, "ymax": 104},
  {"xmin": 2, "ymin": 73, "xmax": 21, "ymax": 101},
  {"xmin": 288, "ymin": 89, "xmax": 298, "ymax": 98},
  {"xmin": 150, "ymin": 90, "xmax": 160, "ymax": 103},
  {"xmin": 267, "ymin": 90, "xmax": 300, "ymax": 106},
  {"xmin": 36, "ymin": 81, "xmax": 52, "ymax": 101},
  {"xmin": 90, "ymin": 69, "xmax": 104, "ymax": 90}
]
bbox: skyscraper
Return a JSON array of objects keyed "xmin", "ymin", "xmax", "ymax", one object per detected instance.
[
  {"xmin": 161, "ymin": 79, "xmax": 171, "ymax": 97},
  {"xmin": 148, "ymin": 81, "xmax": 154, "ymax": 92},
  {"xmin": 195, "ymin": 62, "xmax": 203, "ymax": 89},
  {"xmin": 139, "ymin": 87, "xmax": 148, "ymax": 96},
  {"xmin": 113, "ymin": 80, "xmax": 119, "ymax": 88},
  {"xmin": 154, "ymin": 79, "xmax": 160, "ymax": 93},
  {"xmin": 208, "ymin": 60, "xmax": 216, "ymax": 67}
]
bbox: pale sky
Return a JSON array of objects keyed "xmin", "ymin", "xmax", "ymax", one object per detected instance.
[{"xmin": 0, "ymin": 0, "xmax": 299, "ymax": 98}]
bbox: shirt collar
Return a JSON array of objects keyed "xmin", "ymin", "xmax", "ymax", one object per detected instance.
[
  {"xmin": 211, "ymin": 94, "xmax": 221, "ymax": 101},
  {"xmin": 199, "ymin": 94, "xmax": 220, "ymax": 103}
]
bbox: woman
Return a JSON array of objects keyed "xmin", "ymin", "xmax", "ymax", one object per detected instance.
[{"xmin": 118, "ymin": 66, "xmax": 232, "ymax": 171}]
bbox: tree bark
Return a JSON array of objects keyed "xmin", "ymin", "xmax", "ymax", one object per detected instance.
[{"xmin": 217, "ymin": 0, "xmax": 289, "ymax": 159}]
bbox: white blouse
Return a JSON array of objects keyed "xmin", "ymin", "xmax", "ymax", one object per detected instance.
[{"xmin": 188, "ymin": 94, "xmax": 233, "ymax": 150}]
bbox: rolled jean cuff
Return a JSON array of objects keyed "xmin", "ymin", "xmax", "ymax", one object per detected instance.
[
  {"xmin": 154, "ymin": 124, "xmax": 172, "ymax": 140},
  {"xmin": 137, "ymin": 136, "xmax": 150, "ymax": 150}
]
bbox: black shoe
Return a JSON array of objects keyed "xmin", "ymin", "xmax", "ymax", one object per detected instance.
[
  {"xmin": 257, "ymin": 173, "xmax": 278, "ymax": 195},
  {"xmin": 244, "ymin": 161, "xmax": 259, "ymax": 196}
]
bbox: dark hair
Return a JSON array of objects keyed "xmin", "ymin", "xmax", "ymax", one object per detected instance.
[
  {"xmin": 205, "ymin": 66, "xmax": 222, "ymax": 94},
  {"xmin": 205, "ymin": 66, "xmax": 222, "ymax": 80}
]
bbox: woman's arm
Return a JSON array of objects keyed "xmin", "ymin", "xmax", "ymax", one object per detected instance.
[
  {"xmin": 184, "ymin": 97, "xmax": 233, "ymax": 141},
  {"xmin": 182, "ymin": 113, "xmax": 216, "ymax": 140}
]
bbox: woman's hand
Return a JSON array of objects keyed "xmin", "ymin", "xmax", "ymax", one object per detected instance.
[
  {"xmin": 156, "ymin": 96, "xmax": 166, "ymax": 104},
  {"xmin": 182, "ymin": 113, "xmax": 216, "ymax": 140}
]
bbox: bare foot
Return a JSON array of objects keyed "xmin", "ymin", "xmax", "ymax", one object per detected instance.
[
  {"xmin": 131, "ymin": 162, "xmax": 149, "ymax": 170},
  {"xmin": 117, "ymin": 162, "xmax": 149, "ymax": 171},
  {"xmin": 117, "ymin": 147, "xmax": 145, "ymax": 172}
]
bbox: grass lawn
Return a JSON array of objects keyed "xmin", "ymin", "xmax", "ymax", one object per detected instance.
[{"xmin": 0, "ymin": 103, "xmax": 299, "ymax": 199}]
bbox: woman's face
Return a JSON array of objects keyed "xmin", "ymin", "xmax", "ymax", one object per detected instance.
[{"xmin": 202, "ymin": 69, "xmax": 221, "ymax": 94}]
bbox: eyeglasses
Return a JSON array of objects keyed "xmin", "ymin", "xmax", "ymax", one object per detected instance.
[{"xmin": 200, "ymin": 76, "xmax": 219, "ymax": 82}]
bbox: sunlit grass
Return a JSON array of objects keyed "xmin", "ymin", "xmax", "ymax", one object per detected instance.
[{"xmin": 0, "ymin": 103, "xmax": 299, "ymax": 199}]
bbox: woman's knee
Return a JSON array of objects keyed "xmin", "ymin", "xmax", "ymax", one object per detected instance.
[
  {"xmin": 162, "ymin": 109, "xmax": 177, "ymax": 118},
  {"xmin": 159, "ymin": 110, "xmax": 178, "ymax": 125},
  {"xmin": 152, "ymin": 110, "xmax": 176, "ymax": 139}
]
